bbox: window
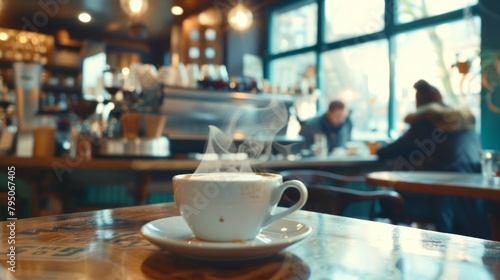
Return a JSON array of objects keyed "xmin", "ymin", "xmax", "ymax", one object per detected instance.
[
  {"xmin": 188, "ymin": 47, "xmax": 200, "ymax": 59},
  {"xmin": 268, "ymin": 0, "xmax": 481, "ymax": 141},
  {"xmin": 270, "ymin": 52, "xmax": 316, "ymax": 95},
  {"xmin": 321, "ymin": 40, "xmax": 389, "ymax": 139},
  {"xmin": 205, "ymin": 47, "xmax": 216, "ymax": 59},
  {"xmin": 189, "ymin": 30, "xmax": 199, "ymax": 41},
  {"xmin": 324, "ymin": 0, "xmax": 385, "ymax": 42},
  {"xmin": 396, "ymin": 0, "xmax": 478, "ymax": 24},
  {"xmin": 393, "ymin": 17, "xmax": 481, "ymax": 134},
  {"xmin": 271, "ymin": 2, "xmax": 318, "ymax": 54},
  {"xmin": 182, "ymin": 15, "xmax": 223, "ymax": 65},
  {"xmin": 205, "ymin": 29, "xmax": 217, "ymax": 41}
]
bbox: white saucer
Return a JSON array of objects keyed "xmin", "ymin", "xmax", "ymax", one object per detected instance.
[{"xmin": 141, "ymin": 216, "xmax": 312, "ymax": 261}]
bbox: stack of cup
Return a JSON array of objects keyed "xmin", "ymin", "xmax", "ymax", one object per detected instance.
[
  {"xmin": 367, "ymin": 141, "xmax": 380, "ymax": 155},
  {"xmin": 121, "ymin": 112, "xmax": 141, "ymax": 139},
  {"xmin": 143, "ymin": 114, "xmax": 167, "ymax": 138},
  {"xmin": 33, "ymin": 116, "xmax": 56, "ymax": 157}
]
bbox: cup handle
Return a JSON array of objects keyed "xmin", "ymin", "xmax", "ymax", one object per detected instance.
[{"xmin": 262, "ymin": 180, "xmax": 308, "ymax": 227}]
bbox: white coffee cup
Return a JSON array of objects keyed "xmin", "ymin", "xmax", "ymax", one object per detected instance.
[{"xmin": 173, "ymin": 172, "xmax": 308, "ymax": 242}]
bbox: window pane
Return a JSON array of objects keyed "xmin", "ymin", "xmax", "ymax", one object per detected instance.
[
  {"xmin": 188, "ymin": 47, "xmax": 200, "ymax": 59},
  {"xmin": 270, "ymin": 52, "xmax": 316, "ymax": 95},
  {"xmin": 205, "ymin": 29, "xmax": 217, "ymax": 41},
  {"xmin": 189, "ymin": 30, "xmax": 199, "ymax": 41},
  {"xmin": 271, "ymin": 2, "xmax": 317, "ymax": 54},
  {"xmin": 205, "ymin": 47, "xmax": 216, "ymax": 59},
  {"xmin": 325, "ymin": 0, "xmax": 385, "ymax": 42},
  {"xmin": 320, "ymin": 40, "xmax": 390, "ymax": 140},
  {"xmin": 393, "ymin": 17, "xmax": 481, "ymax": 135},
  {"xmin": 397, "ymin": 0, "xmax": 478, "ymax": 24}
]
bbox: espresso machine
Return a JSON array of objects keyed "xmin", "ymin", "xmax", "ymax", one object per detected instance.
[{"xmin": 96, "ymin": 65, "xmax": 170, "ymax": 158}]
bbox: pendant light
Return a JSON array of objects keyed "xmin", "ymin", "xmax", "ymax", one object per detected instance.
[
  {"xmin": 120, "ymin": 0, "xmax": 149, "ymax": 38},
  {"xmin": 228, "ymin": 0, "xmax": 253, "ymax": 31},
  {"xmin": 120, "ymin": 0, "xmax": 148, "ymax": 18}
]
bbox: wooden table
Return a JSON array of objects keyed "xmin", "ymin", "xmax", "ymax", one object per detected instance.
[
  {"xmin": 365, "ymin": 171, "xmax": 500, "ymax": 241},
  {"xmin": 365, "ymin": 171, "xmax": 500, "ymax": 200},
  {"xmin": 1, "ymin": 203, "xmax": 499, "ymax": 279}
]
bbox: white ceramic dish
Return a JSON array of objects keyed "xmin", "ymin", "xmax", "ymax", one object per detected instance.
[{"xmin": 141, "ymin": 216, "xmax": 312, "ymax": 261}]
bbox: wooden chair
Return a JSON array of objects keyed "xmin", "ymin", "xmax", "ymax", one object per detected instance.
[
  {"xmin": 280, "ymin": 169, "xmax": 366, "ymax": 186},
  {"xmin": 280, "ymin": 170, "xmax": 405, "ymax": 224}
]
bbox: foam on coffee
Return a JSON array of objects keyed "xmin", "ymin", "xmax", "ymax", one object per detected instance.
[{"xmin": 184, "ymin": 173, "xmax": 277, "ymax": 182}]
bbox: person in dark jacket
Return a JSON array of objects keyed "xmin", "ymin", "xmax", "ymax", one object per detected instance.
[
  {"xmin": 299, "ymin": 100, "xmax": 352, "ymax": 153},
  {"xmin": 377, "ymin": 79, "xmax": 491, "ymax": 238}
]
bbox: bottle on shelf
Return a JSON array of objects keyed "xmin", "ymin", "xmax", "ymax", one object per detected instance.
[
  {"xmin": 55, "ymin": 117, "xmax": 71, "ymax": 156},
  {"xmin": 58, "ymin": 93, "xmax": 68, "ymax": 111}
]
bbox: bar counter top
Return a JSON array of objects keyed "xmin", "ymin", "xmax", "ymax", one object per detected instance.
[
  {"xmin": 0, "ymin": 155, "xmax": 379, "ymax": 171},
  {"xmin": 0, "ymin": 155, "xmax": 382, "ymax": 215}
]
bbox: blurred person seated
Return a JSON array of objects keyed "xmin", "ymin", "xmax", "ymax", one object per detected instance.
[
  {"xmin": 299, "ymin": 100, "xmax": 352, "ymax": 153},
  {"xmin": 377, "ymin": 79, "xmax": 491, "ymax": 239}
]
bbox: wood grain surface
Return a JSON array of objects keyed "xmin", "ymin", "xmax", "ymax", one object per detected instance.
[{"xmin": 1, "ymin": 203, "xmax": 499, "ymax": 279}]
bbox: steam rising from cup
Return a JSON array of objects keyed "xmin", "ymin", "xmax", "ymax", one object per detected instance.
[{"xmin": 195, "ymin": 99, "xmax": 288, "ymax": 174}]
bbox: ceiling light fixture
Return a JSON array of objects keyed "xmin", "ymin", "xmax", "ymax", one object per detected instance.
[
  {"xmin": 121, "ymin": 0, "xmax": 149, "ymax": 38},
  {"xmin": 228, "ymin": 1, "xmax": 253, "ymax": 31},
  {"xmin": 120, "ymin": 0, "xmax": 148, "ymax": 17},
  {"xmin": 171, "ymin": 6, "xmax": 183, "ymax": 16},
  {"xmin": 78, "ymin": 12, "xmax": 92, "ymax": 23}
]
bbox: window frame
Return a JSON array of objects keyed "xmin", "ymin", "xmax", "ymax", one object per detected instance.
[{"xmin": 266, "ymin": 0, "xmax": 480, "ymax": 139}]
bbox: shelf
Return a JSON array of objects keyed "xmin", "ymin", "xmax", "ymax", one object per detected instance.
[
  {"xmin": 1, "ymin": 82, "xmax": 80, "ymax": 94},
  {"xmin": 42, "ymin": 85, "xmax": 81, "ymax": 94},
  {"xmin": 36, "ymin": 109, "xmax": 70, "ymax": 116},
  {"xmin": 44, "ymin": 64, "xmax": 81, "ymax": 74},
  {"xmin": 0, "ymin": 59, "xmax": 81, "ymax": 74},
  {"xmin": 55, "ymin": 40, "xmax": 83, "ymax": 50},
  {"xmin": 0, "ymin": 59, "xmax": 14, "ymax": 68}
]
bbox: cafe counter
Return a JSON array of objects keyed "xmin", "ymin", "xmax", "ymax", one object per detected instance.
[
  {"xmin": 0, "ymin": 154, "xmax": 379, "ymax": 171},
  {"xmin": 0, "ymin": 155, "xmax": 385, "ymax": 217}
]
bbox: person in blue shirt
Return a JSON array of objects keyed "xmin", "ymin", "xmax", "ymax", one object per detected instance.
[{"xmin": 299, "ymin": 100, "xmax": 352, "ymax": 153}]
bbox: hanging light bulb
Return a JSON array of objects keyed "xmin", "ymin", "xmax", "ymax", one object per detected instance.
[
  {"xmin": 120, "ymin": 0, "xmax": 149, "ymax": 38},
  {"xmin": 120, "ymin": 0, "xmax": 148, "ymax": 18},
  {"xmin": 228, "ymin": 2, "xmax": 253, "ymax": 31}
]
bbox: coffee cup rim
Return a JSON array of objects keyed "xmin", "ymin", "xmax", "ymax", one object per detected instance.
[{"xmin": 173, "ymin": 172, "xmax": 281, "ymax": 182}]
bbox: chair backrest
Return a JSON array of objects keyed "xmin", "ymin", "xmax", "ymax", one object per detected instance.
[
  {"xmin": 280, "ymin": 169, "xmax": 365, "ymax": 187},
  {"xmin": 279, "ymin": 170, "xmax": 404, "ymax": 224}
]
